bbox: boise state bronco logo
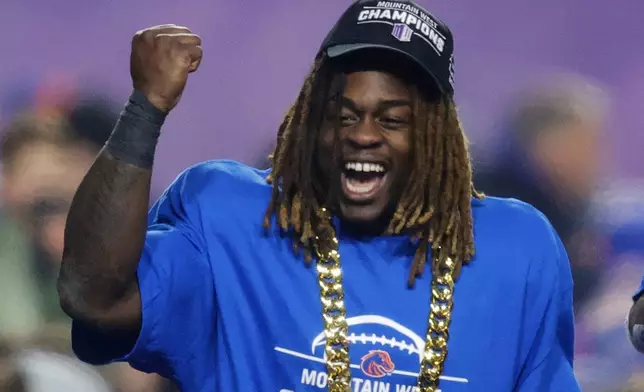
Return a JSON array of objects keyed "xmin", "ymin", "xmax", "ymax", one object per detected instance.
[
  {"xmin": 360, "ymin": 350, "xmax": 395, "ymax": 378},
  {"xmin": 274, "ymin": 314, "xmax": 469, "ymax": 390}
]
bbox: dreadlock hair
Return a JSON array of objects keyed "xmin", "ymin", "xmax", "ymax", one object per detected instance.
[{"xmin": 264, "ymin": 52, "xmax": 484, "ymax": 286}]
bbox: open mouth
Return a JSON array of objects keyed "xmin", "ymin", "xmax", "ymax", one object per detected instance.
[{"xmin": 341, "ymin": 161, "xmax": 389, "ymax": 202}]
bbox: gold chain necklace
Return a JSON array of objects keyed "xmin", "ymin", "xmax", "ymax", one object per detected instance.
[{"xmin": 313, "ymin": 209, "xmax": 456, "ymax": 392}]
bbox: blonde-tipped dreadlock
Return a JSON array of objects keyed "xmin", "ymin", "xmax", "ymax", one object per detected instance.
[{"xmin": 264, "ymin": 54, "xmax": 484, "ymax": 285}]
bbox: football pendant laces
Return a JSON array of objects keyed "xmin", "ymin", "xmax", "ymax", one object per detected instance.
[{"xmin": 313, "ymin": 208, "xmax": 456, "ymax": 392}]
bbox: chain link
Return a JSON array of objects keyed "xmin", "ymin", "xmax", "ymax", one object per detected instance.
[{"xmin": 313, "ymin": 209, "xmax": 456, "ymax": 392}]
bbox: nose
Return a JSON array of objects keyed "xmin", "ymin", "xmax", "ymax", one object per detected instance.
[{"xmin": 345, "ymin": 119, "xmax": 383, "ymax": 149}]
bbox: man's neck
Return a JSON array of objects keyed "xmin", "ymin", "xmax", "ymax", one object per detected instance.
[
  {"xmin": 335, "ymin": 206, "xmax": 396, "ymax": 239},
  {"xmin": 338, "ymin": 219, "xmax": 388, "ymax": 238}
]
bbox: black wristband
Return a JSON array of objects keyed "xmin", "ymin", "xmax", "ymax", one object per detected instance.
[{"xmin": 105, "ymin": 90, "xmax": 167, "ymax": 169}]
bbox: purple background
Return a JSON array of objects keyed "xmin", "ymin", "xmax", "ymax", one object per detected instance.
[{"xmin": 1, "ymin": 0, "xmax": 643, "ymax": 190}]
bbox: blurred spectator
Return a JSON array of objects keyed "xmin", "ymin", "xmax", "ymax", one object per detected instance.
[
  {"xmin": 0, "ymin": 339, "xmax": 26, "ymax": 392},
  {"xmin": 15, "ymin": 323, "xmax": 175, "ymax": 392},
  {"xmin": 16, "ymin": 350, "xmax": 112, "ymax": 392},
  {"xmin": 0, "ymin": 209, "xmax": 41, "ymax": 336},
  {"xmin": 474, "ymin": 74, "xmax": 609, "ymax": 315},
  {"xmin": 0, "ymin": 91, "xmax": 176, "ymax": 392},
  {"xmin": 0, "ymin": 103, "xmax": 115, "ymax": 328},
  {"xmin": 604, "ymin": 372, "xmax": 644, "ymax": 392},
  {"xmin": 1, "ymin": 324, "xmax": 112, "ymax": 392},
  {"xmin": 572, "ymin": 186, "xmax": 644, "ymax": 391}
]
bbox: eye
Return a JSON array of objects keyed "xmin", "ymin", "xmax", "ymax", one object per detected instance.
[
  {"xmin": 379, "ymin": 116, "xmax": 408, "ymax": 130},
  {"xmin": 339, "ymin": 113, "xmax": 358, "ymax": 126}
]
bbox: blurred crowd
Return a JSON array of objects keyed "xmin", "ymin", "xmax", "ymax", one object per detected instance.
[
  {"xmin": 473, "ymin": 74, "xmax": 644, "ymax": 390},
  {"xmin": 0, "ymin": 79, "xmax": 176, "ymax": 392},
  {"xmin": 0, "ymin": 71, "xmax": 643, "ymax": 391}
]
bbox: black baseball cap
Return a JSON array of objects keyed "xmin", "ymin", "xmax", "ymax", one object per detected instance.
[{"xmin": 320, "ymin": 0, "xmax": 455, "ymax": 94}]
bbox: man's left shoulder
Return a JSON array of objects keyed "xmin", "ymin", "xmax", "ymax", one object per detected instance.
[
  {"xmin": 473, "ymin": 196, "xmax": 571, "ymax": 285},
  {"xmin": 473, "ymin": 196, "xmax": 557, "ymax": 240}
]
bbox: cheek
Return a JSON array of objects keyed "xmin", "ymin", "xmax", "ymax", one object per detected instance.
[{"xmin": 387, "ymin": 132, "xmax": 411, "ymax": 160}]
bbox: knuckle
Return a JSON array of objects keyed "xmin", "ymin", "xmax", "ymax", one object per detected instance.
[
  {"xmin": 132, "ymin": 29, "xmax": 146, "ymax": 41},
  {"xmin": 135, "ymin": 27, "xmax": 161, "ymax": 44},
  {"xmin": 174, "ymin": 46, "xmax": 191, "ymax": 58},
  {"xmin": 156, "ymin": 23, "xmax": 178, "ymax": 30},
  {"xmin": 169, "ymin": 39, "xmax": 185, "ymax": 49},
  {"xmin": 154, "ymin": 34, "xmax": 173, "ymax": 46}
]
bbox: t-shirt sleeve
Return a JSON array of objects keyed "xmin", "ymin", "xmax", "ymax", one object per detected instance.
[
  {"xmin": 71, "ymin": 166, "xmax": 215, "ymax": 377},
  {"xmin": 516, "ymin": 218, "xmax": 581, "ymax": 391}
]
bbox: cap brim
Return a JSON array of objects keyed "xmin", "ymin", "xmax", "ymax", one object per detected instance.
[{"xmin": 325, "ymin": 43, "xmax": 445, "ymax": 94}]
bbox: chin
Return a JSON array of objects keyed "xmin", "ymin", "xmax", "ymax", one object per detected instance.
[{"xmin": 338, "ymin": 202, "xmax": 391, "ymax": 233}]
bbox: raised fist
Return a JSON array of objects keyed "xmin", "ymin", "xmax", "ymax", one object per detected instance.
[{"xmin": 130, "ymin": 24, "xmax": 202, "ymax": 113}]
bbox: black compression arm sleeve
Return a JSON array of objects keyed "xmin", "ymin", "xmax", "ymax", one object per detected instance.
[{"xmin": 106, "ymin": 90, "xmax": 167, "ymax": 169}]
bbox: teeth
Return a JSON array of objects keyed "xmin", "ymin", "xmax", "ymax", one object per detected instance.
[{"xmin": 344, "ymin": 162, "xmax": 385, "ymax": 173}]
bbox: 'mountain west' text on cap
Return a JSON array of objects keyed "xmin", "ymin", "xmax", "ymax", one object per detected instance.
[{"xmin": 321, "ymin": 0, "xmax": 455, "ymax": 94}]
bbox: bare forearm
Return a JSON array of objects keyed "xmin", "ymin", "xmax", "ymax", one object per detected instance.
[
  {"xmin": 58, "ymin": 23, "xmax": 200, "ymax": 327},
  {"xmin": 58, "ymin": 91, "xmax": 165, "ymax": 320},
  {"xmin": 59, "ymin": 152, "xmax": 151, "ymax": 308}
]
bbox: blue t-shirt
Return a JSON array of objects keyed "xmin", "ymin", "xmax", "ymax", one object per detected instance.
[{"xmin": 72, "ymin": 160, "xmax": 579, "ymax": 392}]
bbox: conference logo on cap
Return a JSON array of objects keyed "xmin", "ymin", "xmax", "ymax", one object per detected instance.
[
  {"xmin": 356, "ymin": 1, "xmax": 447, "ymax": 55},
  {"xmin": 321, "ymin": 0, "xmax": 456, "ymax": 94},
  {"xmin": 391, "ymin": 23, "xmax": 413, "ymax": 42}
]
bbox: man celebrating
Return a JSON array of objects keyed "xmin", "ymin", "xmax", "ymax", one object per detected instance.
[{"xmin": 57, "ymin": 1, "xmax": 580, "ymax": 391}]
